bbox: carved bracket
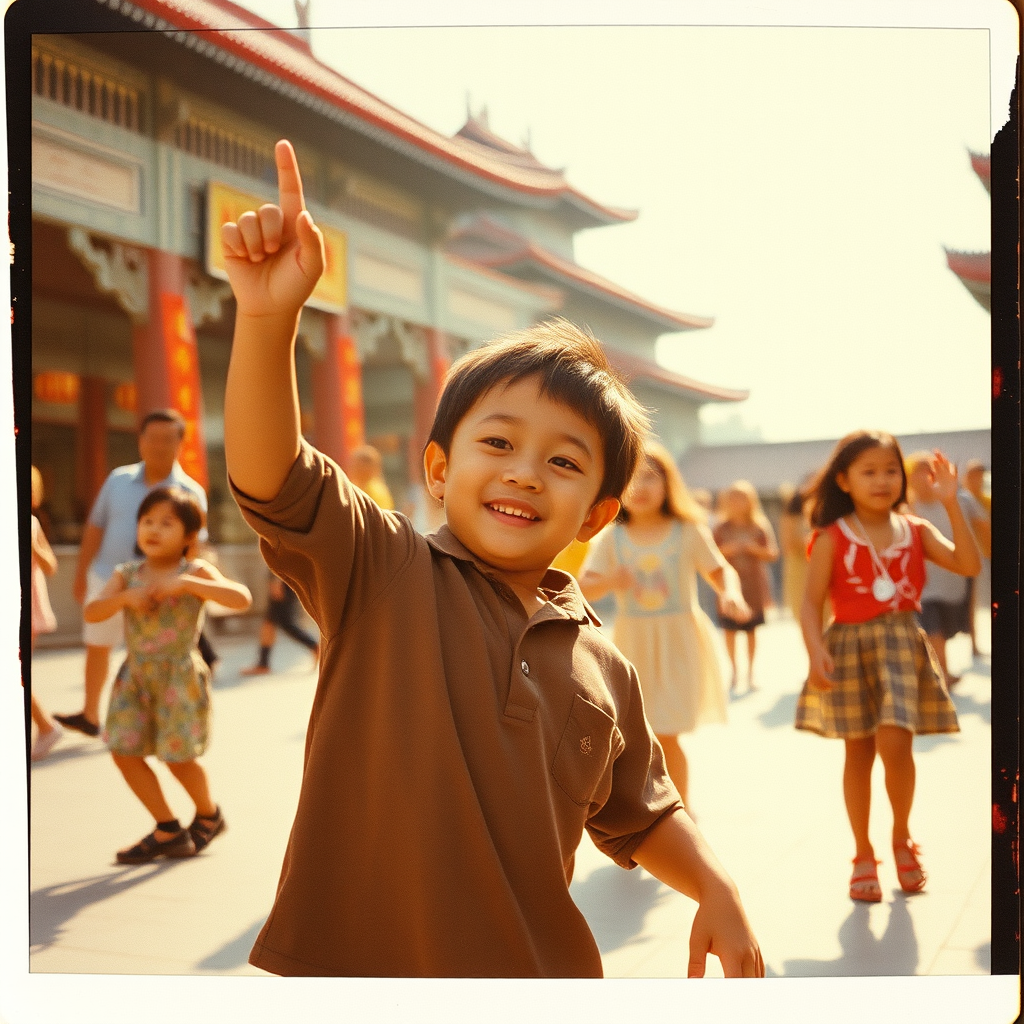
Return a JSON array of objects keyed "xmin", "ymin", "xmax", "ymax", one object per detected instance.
[
  {"xmin": 67, "ymin": 227, "xmax": 149, "ymax": 325},
  {"xmin": 186, "ymin": 272, "xmax": 233, "ymax": 328},
  {"xmin": 351, "ymin": 309, "xmax": 429, "ymax": 379}
]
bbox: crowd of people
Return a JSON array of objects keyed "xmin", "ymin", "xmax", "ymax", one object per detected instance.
[{"xmin": 26, "ymin": 139, "xmax": 991, "ymax": 979}]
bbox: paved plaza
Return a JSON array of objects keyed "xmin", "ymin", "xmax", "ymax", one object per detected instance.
[{"xmin": 7, "ymin": 611, "xmax": 1016, "ymax": 1023}]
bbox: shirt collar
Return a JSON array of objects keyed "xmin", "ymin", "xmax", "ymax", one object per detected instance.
[
  {"xmin": 134, "ymin": 460, "xmax": 185, "ymax": 487},
  {"xmin": 424, "ymin": 524, "xmax": 600, "ymax": 626}
]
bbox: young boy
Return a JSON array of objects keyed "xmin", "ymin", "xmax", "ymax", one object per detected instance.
[{"xmin": 222, "ymin": 140, "xmax": 762, "ymax": 978}]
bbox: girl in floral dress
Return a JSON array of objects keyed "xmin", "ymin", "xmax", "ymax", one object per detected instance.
[
  {"xmin": 85, "ymin": 486, "xmax": 251, "ymax": 863},
  {"xmin": 579, "ymin": 443, "xmax": 749, "ymax": 812}
]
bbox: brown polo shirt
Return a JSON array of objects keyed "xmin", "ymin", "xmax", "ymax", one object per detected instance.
[{"xmin": 233, "ymin": 440, "xmax": 682, "ymax": 977}]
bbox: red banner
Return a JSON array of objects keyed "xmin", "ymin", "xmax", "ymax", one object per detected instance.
[
  {"xmin": 337, "ymin": 334, "xmax": 365, "ymax": 454},
  {"xmin": 159, "ymin": 293, "xmax": 209, "ymax": 490}
]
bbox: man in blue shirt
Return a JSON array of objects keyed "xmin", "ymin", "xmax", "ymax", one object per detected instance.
[{"xmin": 55, "ymin": 409, "xmax": 209, "ymax": 737}]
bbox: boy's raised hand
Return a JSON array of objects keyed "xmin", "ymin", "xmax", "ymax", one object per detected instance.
[{"xmin": 220, "ymin": 140, "xmax": 324, "ymax": 319}]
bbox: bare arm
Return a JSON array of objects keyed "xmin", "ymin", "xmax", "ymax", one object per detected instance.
[
  {"xmin": 32, "ymin": 520, "xmax": 58, "ymax": 577},
  {"xmin": 83, "ymin": 571, "xmax": 139, "ymax": 622},
  {"xmin": 702, "ymin": 564, "xmax": 750, "ymax": 621},
  {"xmin": 633, "ymin": 809, "xmax": 763, "ymax": 978},
  {"xmin": 919, "ymin": 453, "xmax": 982, "ymax": 577},
  {"xmin": 577, "ymin": 562, "xmax": 631, "ymax": 603},
  {"xmin": 153, "ymin": 561, "xmax": 252, "ymax": 611},
  {"xmin": 73, "ymin": 522, "xmax": 104, "ymax": 603},
  {"xmin": 800, "ymin": 530, "xmax": 835, "ymax": 690},
  {"xmin": 969, "ymin": 514, "xmax": 991, "ymax": 560},
  {"xmin": 222, "ymin": 140, "xmax": 325, "ymax": 501}
]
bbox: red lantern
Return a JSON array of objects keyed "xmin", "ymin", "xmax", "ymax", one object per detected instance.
[
  {"xmin": 33, "ymin": 371, "xmax": 80, "ymax": 405},
  {"xmin": 113, "ymin": 382, "xmax": 137, "ymax": 413}
]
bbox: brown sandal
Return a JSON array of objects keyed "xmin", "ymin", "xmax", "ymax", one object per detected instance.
[
  {"xmin": 893, "ymin": 839, "xmax": 927, "ymax": 893},
  {"xmin": 849, "ymin": 858, "xmax": 882, "ymax": 902},
  {"xmin": 188, "ymin": 807, "xmax": 227, "ymax": 852},
  {"xmin": 116, "ymin": 823, "xmax": 195, "ymax": 864}
]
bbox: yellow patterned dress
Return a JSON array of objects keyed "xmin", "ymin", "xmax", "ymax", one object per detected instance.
[
  {"xmin": 583, "ymin": 521, "xmax": 728, "ymax": 735},
  {"xmin": 103, "ymin": 559, "xmax": 211, "ymax": 762}
]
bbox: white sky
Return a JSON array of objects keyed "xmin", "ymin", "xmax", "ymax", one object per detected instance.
[{"xmin": 237, "ymin": 2, "xmax": 1001, "ymax": 444}]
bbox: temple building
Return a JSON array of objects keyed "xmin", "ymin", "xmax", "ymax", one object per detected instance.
[
  {"xmin": 944, "ymin": 151, "xmax": 991, "ymax": 312},
  {"xmin": 26, "ymin": 0, "xmax": 745, "ymax": 633}
]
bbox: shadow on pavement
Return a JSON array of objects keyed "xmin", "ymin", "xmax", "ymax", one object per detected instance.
[
  {"xmin": 30, "ymin": 862, "xmax": 186, "ymax": 950},
  {"xmin": 570, "ymin": 863, "xmax": 672, "ymax": 954},
  {"xmin": 195, "ymin": 917, "xmax": 267, "ymax": 971},
  {"xmin": 29, "ymin": 742, "xmax": 110, "ymax": 769},
  {"xmin": 756, "ymin": 692, "xmax": 800, "ymax": 729},
  {"xmin": 974, "ymin": 940, "xmax": 991, "ymax": 971},
  {"xmin": 780, "ymin": 896, "xmax": 919, "ymax": 977}
]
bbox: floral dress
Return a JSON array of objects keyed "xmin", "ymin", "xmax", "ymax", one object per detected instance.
[{"xmin": 104, "ymin": 559, "xmax": 211, "ymax": 762}]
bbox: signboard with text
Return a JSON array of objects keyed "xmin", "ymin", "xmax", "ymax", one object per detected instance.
[{"xmin": 206, "ymin": 180, "xmax": 347, "ymax": 314}]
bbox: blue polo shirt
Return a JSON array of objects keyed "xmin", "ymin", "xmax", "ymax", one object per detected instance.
[{"xmin": 87, "ymin": 461, "xmax": 208, "ymax": 580}]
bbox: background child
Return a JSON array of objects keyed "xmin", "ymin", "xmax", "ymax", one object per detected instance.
[
  {"xmin": 796, "ymin": 431, "xmax": 979, "ymax": 902},
  {"xmin": 218, "ymin": 139, "xmax": 762, "ymax": 978},
  {"xmin": 580, "ymin": 443, "xmax": 749, "ymax": 811},
  {"xmin": 29, "ymin": 466, "xmax": 64, "ymax": 761},
  {"xmin": 85, "ymin": 486, "xmax": 251, "ymax": 863},
  {"xmin": 241, "ymin": 570, "xmax": 320, "ymax": 676},
  {"xmin": 713, "ymin": 480, "xmax": 779, "ymax": 692}
]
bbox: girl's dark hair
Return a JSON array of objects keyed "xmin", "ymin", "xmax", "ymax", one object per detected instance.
[
  {"xmin": 807, "ymin": 430, "xmax": 907, "ymax": 528},
  {"xmin": 427, "ymin": 318, "xmax": 650, "ymax": 502},
  {"xmin": 136, "ymin": 486, "xmax": 204, "ymax": 556}
]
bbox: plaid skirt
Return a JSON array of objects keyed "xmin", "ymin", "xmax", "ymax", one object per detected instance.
[{"xmin": 795, "ymin": 611, "xmax": 960, "ymax": 739}]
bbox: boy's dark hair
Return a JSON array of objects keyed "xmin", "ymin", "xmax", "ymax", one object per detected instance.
[
  {"xmin": 427, "ymin": 319, "xmax": 650, "ymax": 502},
  {"xmin": 137, "ymin": 486, "xmax": 204, "ymax": 553},
  {"xmin": 807, "ymin": 430, "xmax": 907, "ymax": 528},
  {"xmin": 140, "ymin": 408, "xmax": 187, "ymax": 438}
]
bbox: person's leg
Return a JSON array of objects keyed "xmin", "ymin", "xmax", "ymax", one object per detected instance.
[
  {"xmin": 30, "ymin": 692, "xmax": 54, "ymax": 732},
  {"xmin": 111, "ymin": 753, "xmax": 177, "ymax": 835},
  {"xmin": 746, "ymin": 627, "xmax": 758, "ymax": 690},
  {"xmin": 874, "ymin": 724, "xmax": 925, "ymax": 891},
  {"xmin": 242, "ymin": 619, "xmax": 278, "ymax": 675},
  {"xmin": 165, "ymin": 759, "xmax": 217, "ymax": 818},
  {"xmin": 655, "ymin": 733, "xmax": 689, "ymax": 808},
  {"xmin": 197, "ymin": 630, "xmax": 218, "ymax": 672},
  {"xmin": 843, "ymin": 736, "xmax": 876, "ymax": 860},
  {"xmin": 874, "ymin": 725, "xmax": 916, "ymax": 844},
  {"xmin": 723, "ymin": 630, "xmax": 738, "ymax": 691},
  {"xmin": 82, "ymin": 644, "xmax": 110, "ymax": 725},
  {"xmin": 844, "ymin": 735, "xmax": 880, "ymax": 900}
]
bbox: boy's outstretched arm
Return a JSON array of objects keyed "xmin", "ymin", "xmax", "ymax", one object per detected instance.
[
  {"xmin": 633, "ymin": 808, "xmax": 764, "ymax": 978},
  {"xmin": 222, "ymin": 140, "xmax": 325, "ymax": 501}
]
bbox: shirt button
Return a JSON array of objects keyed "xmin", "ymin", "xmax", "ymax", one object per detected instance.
[{"xmin": 521, "ymin": 660, "xmax": 529, "ymax": 675}]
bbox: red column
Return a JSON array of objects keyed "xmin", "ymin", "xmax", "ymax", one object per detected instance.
[
  {"xmin": 130, "ymin": 249, "xmax": 209, "ymax": 489},
  {"xmin": 407, "ymin": 327, "xmax": 450, "ymax": 485},
  {"xmin": 75, "ymin": 374, "xmax": 108, "ymax": 512},
  {"xmin": 311, "ymin": 312, "xmax": 365, "ymax": 470}
]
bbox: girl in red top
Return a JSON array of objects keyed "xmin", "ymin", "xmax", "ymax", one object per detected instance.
[{"xmin": 796, "ymin": 431, "xmax": 980, "ymax": 903}]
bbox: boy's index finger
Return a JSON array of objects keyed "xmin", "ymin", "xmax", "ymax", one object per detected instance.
[{"xmin": 275, "ymin": 139, "xmax": 306, "ymax": 226}]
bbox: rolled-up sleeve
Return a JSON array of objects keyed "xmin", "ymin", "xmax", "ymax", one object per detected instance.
[{"xmin": 229, "ymin": 440, "xmax": 416, "ymax": 641}]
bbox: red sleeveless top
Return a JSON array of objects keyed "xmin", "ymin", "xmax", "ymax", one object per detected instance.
[{"xmin": 817, "ymin": 515, "xmax": 927, "ymax": 624}]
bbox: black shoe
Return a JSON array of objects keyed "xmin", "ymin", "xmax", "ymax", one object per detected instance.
[{"xmin": 53, "ymin": 712, "xmax": 100, "ymax": 737}]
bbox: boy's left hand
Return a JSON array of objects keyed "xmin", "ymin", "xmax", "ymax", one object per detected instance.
[{"xmin": 688, "ymin": 879, "xmax": 765, "ymax": 978}]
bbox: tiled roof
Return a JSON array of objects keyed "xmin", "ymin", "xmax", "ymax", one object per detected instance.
[
  {"xmin": 101, "ymin": 0, "xmax": 634, "ymax": 224},
  {"xmin": 944, "ymin": 249, "xmax": 991, "ymax": 284},
  {"xmin": 606, "ymin": 349, "xmax": 747, "ymax": 404},
  {"xmin": 478, "ymin": 241, "xmax": 715, "ymax": 332},
  {"xmin": 969, "ymin": 151, "xmax": 991, "ymax": 193}
]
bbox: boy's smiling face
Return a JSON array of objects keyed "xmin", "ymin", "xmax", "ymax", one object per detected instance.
[{"xmin": 425, "ymin": 375, "xmax": 620, "ymax": 602}]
